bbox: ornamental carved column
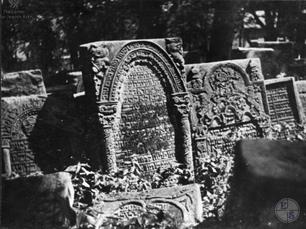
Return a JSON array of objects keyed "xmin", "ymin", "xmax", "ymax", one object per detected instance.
[
  {"xmin": 97, "ymin": 101, "xmax": 118, "ymax": 173},
  {"xmin": 172, "ymin": 92, "xmax": 194, "ymax": 179}
]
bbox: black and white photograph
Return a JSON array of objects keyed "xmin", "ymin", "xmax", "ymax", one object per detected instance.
[{"xmin": 1, "ymin": 0, "xmax": 306, "ymax": 228}]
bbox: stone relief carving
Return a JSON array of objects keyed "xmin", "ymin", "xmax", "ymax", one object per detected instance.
[
  {"xmin": 165, "ymin": 38, "xmax": 185, "ymax": 78},
  {"xmin": 188, "ymin": 63, "xmax": 270, "ymax": 139},
  {"xmin": 89, "ymin": 44, "xmax": 110, "ymax": 99},
  {"xmin": 81, "ymin": 39, "xmax": 193, "ymax": 176}
]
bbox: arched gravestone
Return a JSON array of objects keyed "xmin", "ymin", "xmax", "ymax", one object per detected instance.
[
  {"xmin": 186, "ymin": 58, "xmax": 270, "ymax": 168},
  {"xmin": 80, "ymin": 38, "xmax": 193, "ymax": 178},
  {"xmin": 1, "ymin": 96, "xmax": 46, "ymax": 176}
]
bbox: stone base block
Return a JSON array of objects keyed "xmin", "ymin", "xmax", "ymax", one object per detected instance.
[{"xmin": 95, "ymin": 184, "xmax": 202, "ymax": 227}]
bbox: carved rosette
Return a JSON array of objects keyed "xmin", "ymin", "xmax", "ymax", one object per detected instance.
[
  {"xmin": 89, "ymin": 44, "xmax": 110, "ymax": 100},
  {"xmin": 97, "ymin": 102, "xmax": 118, "ymax": 172}
]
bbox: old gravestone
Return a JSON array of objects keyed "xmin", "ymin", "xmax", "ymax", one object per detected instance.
[
  {"xmin": 264, "ymin": 77, "xmax": 305, "ymax": 126},
  {"xmin": 80, "ymin": 38, "xmax": 202, "ymax": 225},
  {"xmin": 98, "ymin": 184, "xmax": 202, "ymax": 227},
  {"xmin": 80, "ymin": 38, "xmax": 193, "ymax": 177},
  {"xmin": 186, "ymin": 58, "xmax": 270, "ymax": 167},
  {"xmin": 1, "ymin": 69, "xmax": 47, "ymax": 176},
  {"xmin": 186, "ymin": 58, "xmax": 270, "ymax": 217},
  {"xmin": 295, "ymin": 80, "xmax": 306, "ymax": 117},
  {"xmin": 1, "ymin": 69, "xmax": 85, "ymax": 177}
]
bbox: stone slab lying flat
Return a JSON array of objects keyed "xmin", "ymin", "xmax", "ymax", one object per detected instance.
[
  {"xmin": 2, "ymin": 69, "xmax": 46, "ymax": 97},
  {"xmin": 95, "ymin": 184, "xmax": 202, "ymax": 227}
]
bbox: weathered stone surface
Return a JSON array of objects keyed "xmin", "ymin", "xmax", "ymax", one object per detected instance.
[
  {"xmin": 80, "ymin": 38, "xmax": 193, "ymax": 178},
  {"xmin": 264, "ymin": 77, "xmax": 305, "ymax": 126},
  {"xmin": 186, "ymin": 58, "xmax": 269, "ymax": 167},
  {"xmin": 186, "ymin": 58, "xmax": 270, "ymax": 218},
  {"xmin": 296, "ymin": 80, "xmax": 306, "ymax": 117},
  {"xmin": 1, "ymin": 172, "xmax": 76, "ymax": 229},
  {"xmin": 2, "ymin": 69, "xmax": 46, "ymax": 97},
  {"xmin": 1, "ymin": 93, "xmax": 85, "ymax": 176},
  {"xmin": 232, "ymin": 47, "xmax": 278, "ymax": 79},
  {"xmin": 95, "ymin": 184, "xmax": 202, "ymax": 227},
  {"xmin": 1, "ymin": 95, "xmax": 47, "ymax": 176},
  {"xmin": 224, "ymin": 139, "xmax": 306, "ymax": 227}
]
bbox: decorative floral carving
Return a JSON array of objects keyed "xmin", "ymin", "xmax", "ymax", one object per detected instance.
[
  {"xmin": 166, "ymin": 38, "xmax": 186, "ymax": 78},
  {"xmin": 189, "ymin": 64, "xmax": 269, "ymax": 139},
  {"xmin": 101, "ymin": 41, "xmax": 185, "ymax": 101},
  {"xmin": 187, "ymin": 66, "xmax": 206, "ymax": 91},
  {"xmin": 89, "ymin": 44, "xmax": 110, "ymax": 98}
]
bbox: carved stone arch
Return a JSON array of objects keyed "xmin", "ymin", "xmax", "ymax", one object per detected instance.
[
  {"xmin": 99, "ymin": 41, "xmax": 186, "ymax": 102},
  {"xmin": 81, "ymin": 39, "xmax": 194, "ymax": 176}
]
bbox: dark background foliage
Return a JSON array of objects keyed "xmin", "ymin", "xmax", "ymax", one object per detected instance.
[{"xmin": 2, "ymin": 0, "xmax": 306, "ymax": 83}]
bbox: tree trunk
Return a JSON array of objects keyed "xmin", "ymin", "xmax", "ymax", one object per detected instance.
[{"xmin": 208, "ymin": 0, "xmax": 240, "ymax": 61}]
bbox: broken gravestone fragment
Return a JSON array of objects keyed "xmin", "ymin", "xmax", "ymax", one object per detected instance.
[
  {"xmin": 2, "ymin": 69, "xmax": 46, "ymax": 97},
  {"xmin": 92, "ymin": 184, "xmax": 202, "ymax": 228},
  {"xmin": 80, "ymin": 38, "xmax": 194, "ymax": 179}
]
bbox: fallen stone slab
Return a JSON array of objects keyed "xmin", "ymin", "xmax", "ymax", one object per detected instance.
[
  {"xmin": 2, "ymin": 69, "xmax": 46, "ymax": 97},
  {"xmin": 91, "ymin": 184, "xmax": 202, "ymax": 228}
]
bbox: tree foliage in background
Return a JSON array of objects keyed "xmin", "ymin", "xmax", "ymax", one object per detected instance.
[{"xmin": 2, "ymin": 0, "xmax": 306, "ymax": 79}]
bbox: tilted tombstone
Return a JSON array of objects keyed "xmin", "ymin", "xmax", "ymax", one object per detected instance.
[
  {"xmin": 186, "ymin": 58, "xmax": 270, "ymax": 168},
  {"xmin": 80, "ymin": 38, "xmax": 194, "ymax": 179},
  {"xmin": 264, "ymin": 77, "xmax": 305, "ymax": 126},
  {"xmin": 295, "ymin": 80, "xmax": 306, "ymax": 117},
  {"xmin": 1, "ymin": 69, "xmax": 47, "ymax": 176},
  {"xmin": 1, "ymin": 95, "xmax": 47, "ymax": 176},
  {"xmin": 1, "ymin": 69, "xmax": 85, "ymax": 177}
]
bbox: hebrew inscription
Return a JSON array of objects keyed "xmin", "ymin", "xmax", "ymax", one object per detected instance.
[
  {"xmin": 265, "ymin": 78, "xmax": 302, "ymax": 125},
  {"xmin": 1, "ymin": 96, "xmax": 46, "ymax": 176},
  {"xmin": 114, "ymin": 64, "xmax": 176, "ymax": 177}
]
